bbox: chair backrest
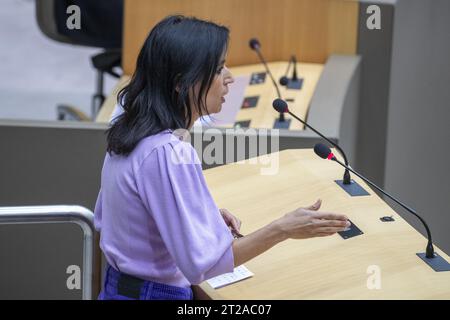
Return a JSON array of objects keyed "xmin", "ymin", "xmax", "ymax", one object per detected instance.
[
  {"xmin": 0, "ymin": 205, "xmax": 97, "ymax": 300},
  {"xmin": 35, "ymin": 0, "xmax": 73, "ymax": 44},
  {"xmin": 35, "ymin": 0, "xmax": 123, "ymax": 49}
]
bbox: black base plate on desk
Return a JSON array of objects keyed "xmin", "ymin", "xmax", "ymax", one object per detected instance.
[
  {"xmin": 234, "ymin": 120, "xmax": 251, "ymax": 128},
  {"xmin": 335, "ymin": 179, "xmax": 370, "ymax": 197},
  {"xmin": 417, "ymin": 252, "xmax": 450, "ymax": 272},
  {"xmin": 286, "ymin": 78, "xmax": 303, "ymax": 90},
  {"xmin": 338, "ymin": 220, "xmax": 364, "ymax": 240},
  {"xmin": 241, "ymin": 96, "xmax": 259, "ymax": 109},
  {"xmin": 273, "ymin": 118, "xmax": 291, "ymax": 129},
  {"xmin": 249, "ymin": 72, "xmax": 266, "ymax": 85}
]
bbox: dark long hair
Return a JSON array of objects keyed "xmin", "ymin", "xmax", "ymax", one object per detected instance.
[{"xmin": 106, "ymin": 15, "xmax": 229, "ymax": 156}]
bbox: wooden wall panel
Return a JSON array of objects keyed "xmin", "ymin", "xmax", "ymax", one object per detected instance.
[{"xmin": 122, "ymin": 0, "xmax": 358, "ymax": 75}]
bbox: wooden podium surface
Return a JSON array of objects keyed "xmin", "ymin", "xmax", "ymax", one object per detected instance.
[
  {"xmin": 96, "ymin": 61, "xmax": 323, "ymax": 130},
  {"xmin": 198, "ymin": 149, "xmax": 450, "ymax": 299}
]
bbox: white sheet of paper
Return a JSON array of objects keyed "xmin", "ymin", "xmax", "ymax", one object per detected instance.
[
  {"xmin": 206, "ymin": 265, "xmax": 254, "ymax": 289},
  {"xmin": 194, "ymin": 75, "xmax": 249, "ymax": 127}
]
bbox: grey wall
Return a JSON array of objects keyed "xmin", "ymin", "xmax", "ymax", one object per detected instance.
[
  {"xmin": 357, "ymin": 1, "xmax": 395, "ymax": 185},
  {"xmin": 383, "ymin": 0, "xmax": 450, "ymax": 253},
  {"xmin": 0, "ymin": 120, "xmax": 108, "ymax": 211}
]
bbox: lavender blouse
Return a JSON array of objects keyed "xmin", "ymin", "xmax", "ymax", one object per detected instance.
[{"xmin": 94, "ymin": 130, "xmax": 234, "ymax": 288}]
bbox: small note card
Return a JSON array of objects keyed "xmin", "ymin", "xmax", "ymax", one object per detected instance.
[{"xmin": 206, "ymin": 265, "xmax": 254, "ymax": 289}]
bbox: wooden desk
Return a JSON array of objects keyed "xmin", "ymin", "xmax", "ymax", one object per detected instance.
[
  {"xmin": 198, "ymin": 149, "xmax": 450, "ymax": 299},
  {"xmin": 229, "ymin": 62, "xmax": 323, "ymax": 130},
  {"xmin": 96, "ymin": 61, "xmax": 323, "ymax": 130}
]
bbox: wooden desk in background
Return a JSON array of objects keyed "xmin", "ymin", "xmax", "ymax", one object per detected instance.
[
  {"xmin": 96, "ymin": 61, "xmax": 323, "ymax": 130},
  {"xmin": 197, "ymin": 149, "xmax": 450, "ymax": 299}
]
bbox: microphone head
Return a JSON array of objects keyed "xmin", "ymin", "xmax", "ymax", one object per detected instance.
[
  {"xmin": 279, "ymin": 76, "xmax": 289, "ymax": 86},
  {"xmin": 314, "ymin": 143, "xmax": 332, "ymax": 160},
  {"xmin": 272, "ymin": 99, "xmax": 289, "ymax": 113},
  {"xmin": 249, "ymin": 38, "xmax": 261, "ymax": 51}
]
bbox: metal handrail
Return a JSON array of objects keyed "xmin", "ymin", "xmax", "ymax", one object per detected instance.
[{"xmin": 0, "ymin": 205, "xmax": 95, "ymax": 300}]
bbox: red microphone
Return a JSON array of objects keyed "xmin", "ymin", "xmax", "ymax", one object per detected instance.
[{"xmin": 313, "ymin": 143, "xmax": 450, "ymax": 272}]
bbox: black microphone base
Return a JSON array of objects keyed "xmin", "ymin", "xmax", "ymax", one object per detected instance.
[
  {"xmin": 417, "ymin": 252, "xmax": 450, "ymax": 272},
  {"xmin": 335, "ymin": 179, "xmax": 370, "ymax": 197},
  {"xmin": 249, "ymin": 72, "xmax": 266, "ymax": 85},
  {"xmin": 273, "ymin": 118, "xmax": 291, "ymax": 129},
  {"xmin": 286, "ymin": 78, "xmax": 303, "ymax": 90},
  {"xmin": 338, "ymin": 219, "xmax": 364, "ymax": 240}
]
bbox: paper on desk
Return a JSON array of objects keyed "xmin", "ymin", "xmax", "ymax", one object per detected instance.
[
  {"xmin": 194, "ymin": 75, "xmax": 249, "ymax": 127},
  {"xmin": 206, "ymin": 265, "xmax": 254, "ymax": 289}
]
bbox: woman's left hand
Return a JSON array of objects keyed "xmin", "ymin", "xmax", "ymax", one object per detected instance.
[{"xmin": 219, "ymin": 208, "xmax": 242, "ymax": 237}]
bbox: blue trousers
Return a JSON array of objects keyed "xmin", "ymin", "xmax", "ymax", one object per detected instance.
[{"xmin": 98, "ymin": 265, "xmax": 193, "ymax": 300}]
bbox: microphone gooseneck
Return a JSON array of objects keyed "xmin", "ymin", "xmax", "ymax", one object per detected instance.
[
  {"xmin": 313, "ymin": 143, "xmax": 435, "ymax": 259},
  {"xmin": 249, "ymin": 38, "xmax": 285, "ymax": 122},
  {"xmin": 273, "ymin": 99, "xmax": 351, "ymax": 184},
  {"xmin": 292, "ymin": 55, "xmax": 298, "ymax": 81},
  {"xmin": 280, "ymin": 55, "xmax": 299, "ymax": 85},
  {"xmin": 279, "ymin": 56, "xmax": 293, "ymax": 86}
]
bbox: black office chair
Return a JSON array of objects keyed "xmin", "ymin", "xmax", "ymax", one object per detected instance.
[{"xmin": 35, "ymin": 0, "xmax": 123, "ymax": 121}]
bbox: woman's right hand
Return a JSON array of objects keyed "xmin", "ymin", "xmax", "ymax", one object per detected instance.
[{"xmin": 276, "ymin": 199, "xmax": 350, "ymax": 239}]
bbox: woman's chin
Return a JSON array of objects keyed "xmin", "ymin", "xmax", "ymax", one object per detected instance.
[
  {"xmin": 207, "ymin": 102, "xmax": 222, "ymax": 115},
  {"xmin": 214, "ymin": 104, "xmax": 222, "ymax": 114}
]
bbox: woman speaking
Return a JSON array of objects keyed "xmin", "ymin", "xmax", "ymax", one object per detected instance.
[{"xmin": 94, "ymin": 15, "xmax": 350, "ymax": 300}]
